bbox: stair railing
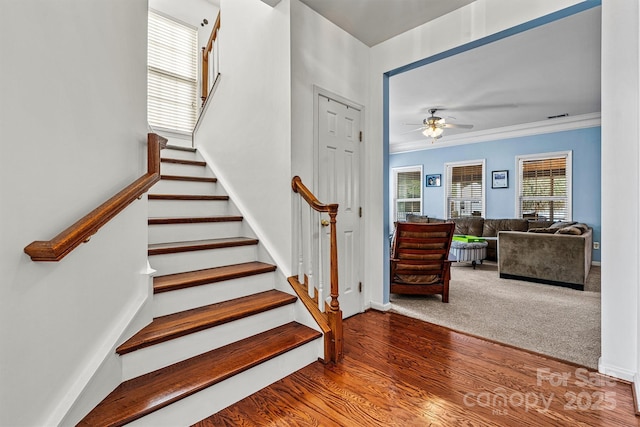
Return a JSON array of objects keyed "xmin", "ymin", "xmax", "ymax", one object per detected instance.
[
  {"xmin": 290, "ymin": 176, "xmax": 343, "ymax": 363},
  {"xmin": 24, "ymin": 133, "xmax": 167, "ymax": 261},
  {"xmin": 201, "ymin": 11, "xmax": 221, "ymax": 106}
]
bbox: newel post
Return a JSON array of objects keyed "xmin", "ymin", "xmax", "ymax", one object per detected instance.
[{"xmin": 327, "ymin": 207, "xmax": 343, "ymax": 362}]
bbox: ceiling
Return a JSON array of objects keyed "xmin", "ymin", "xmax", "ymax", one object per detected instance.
[
  {"xmin": 298, "ymin": 0, "xmax": 475, "ymax": 47},
  {"xmin": 298, "ymin": 1, "xmax": 601, "ymax": 152}
]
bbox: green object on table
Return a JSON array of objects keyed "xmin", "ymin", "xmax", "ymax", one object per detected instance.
[{"xmin": 453, "ymin": 235, "xmax": 486, "ymax": 243}]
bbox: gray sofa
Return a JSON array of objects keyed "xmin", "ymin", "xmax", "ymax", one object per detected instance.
[{"xmin": 405, "ymin": 215, "xmax": 593, "ymax": 289}]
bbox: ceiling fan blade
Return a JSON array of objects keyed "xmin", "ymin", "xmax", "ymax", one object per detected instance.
[
  {"xmin": 444, "ymin": 123, "xmax": 474, "ymax": 129},
  {"xmin": 400, "ymin": 127, "xmax": 427, "ymax": 134}
]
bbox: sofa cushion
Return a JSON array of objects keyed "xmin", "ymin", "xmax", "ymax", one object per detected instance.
[
  {"xmin": 528, "ymin": 227, "xmax": 559, "ymax": 234},
  {"xmin": 483, "ymin": 219, "xmax": 528, "ymax": 237},
  {"xmin": 452, "ymin": 217, "xmax": 485, "ymax": 236},
  {"xmin": 528, "ymin": 220, "xmax": 556, "ymax": 230}
]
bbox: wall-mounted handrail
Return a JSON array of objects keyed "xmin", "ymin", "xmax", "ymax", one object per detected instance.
[
  {"xmin": 24, "ymin": 133, "xmax": 167, "ymax": 261},
  {"xmin": 201, "ymin": 11, "xmax": 221, "ymax": 105},
  {"xmin": 291, "ymin": 175, "xmax": 343, "ymax": 363}
]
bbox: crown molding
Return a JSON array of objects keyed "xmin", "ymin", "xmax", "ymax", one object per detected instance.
[{"xmin": 390, "ymin": 112, "xmax": 601, "ymax": 154}]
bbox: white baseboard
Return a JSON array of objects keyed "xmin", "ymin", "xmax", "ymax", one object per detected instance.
[
  {"xmin": 370, "ymin": 301, "xmax": 392, "ymax": 312},
  {"xmin": 598, "ymin": 357, "xmax": 636, "ymax": 382},
  {"xmin": 634, "ymin": 374, "xmax": 640, "ymax": 414}
]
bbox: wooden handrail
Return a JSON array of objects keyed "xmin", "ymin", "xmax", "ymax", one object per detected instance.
[
  {"xmin": 201, "ymin": 11, "xmax": 221, "ymax": 105},
  {"xmin": 290, "ymin": 175, "xmax": 343, "ymax": 362},
  {"xmin": 291, "ymin": 175, "xmax": 338, "ymax": 215},
  {"xmin": 24, "ymin": 133, "xmax": 167, "ymax": 261}
]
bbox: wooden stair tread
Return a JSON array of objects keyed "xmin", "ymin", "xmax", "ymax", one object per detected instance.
[
  {"xmin": 161, "ymin": 158, "xmax": 206, "ymax": 167},
  {"xmin": 79, "ymin": 322, "xmax": 321, "ymax": 427},
  {"xmin": 148, "ymin": 194, "xmax": 229, "ymax": 201},
  {"xmin": 148, "ymin": 237, "xmax": 258, "ymax": 256},
  {"xmin": 154, "ymin": 261, "xmax": 276, "ymax": 293},
  {"xmin": 148, "ymin": 215, "xmax": 243, "ymax": 225},
  {"xmin": 116, "ymin": 290, "xmax": 297, "ymax": 355},
  {"xmin": 160, "ymin": 174, "xmax": 217, "ymax": 183}
]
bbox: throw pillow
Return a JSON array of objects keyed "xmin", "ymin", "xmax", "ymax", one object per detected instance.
[
  {"xmin": 549, "ymin": 221, "xmax": 577, "ymax": 229},
  {"xmin": 556, "ymin": 226, "xmax": 583, "ymax": 235},
  {"xmin": 573, "ymin": 223, "xmax": 590, "ymax": 233}
]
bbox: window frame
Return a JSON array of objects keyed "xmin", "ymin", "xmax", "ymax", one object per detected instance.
[
  {"xmin": 515, "ymin": 150, "xmax": 573, "ymax": 221},
  {"xmin": 444, "ymin": 159, "xmax": 486, "ymax": 219},
  {"xmin": 147, "ymin": 9, "xmax": 199, "ymax": 135},
  {"xmin": 391, "ymin": 165, "xmax": 423, "ymax": 223}
]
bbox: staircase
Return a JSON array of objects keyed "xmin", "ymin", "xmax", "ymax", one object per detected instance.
[{"xmin": 78, "ymin": 145, "xmax": 322, "ymax": 426}]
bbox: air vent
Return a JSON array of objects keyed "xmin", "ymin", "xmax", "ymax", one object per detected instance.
[{"xmin": 548, "ymin": 113, "xmax": 569, "ymax": 119}]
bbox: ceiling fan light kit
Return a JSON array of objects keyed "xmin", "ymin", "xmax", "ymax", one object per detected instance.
[{"xmin": 407, "ymin": 108, "xmax": 474, "ymax": 143}]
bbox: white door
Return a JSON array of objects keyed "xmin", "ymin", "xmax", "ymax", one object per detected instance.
[{"xmin": 317, "ymin": 93, "xmax": 362, "ymax": 318}]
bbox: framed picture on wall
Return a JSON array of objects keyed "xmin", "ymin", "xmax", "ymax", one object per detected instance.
[
  {"xmin": 492, "ymin": 170, "xmax": 509, "ymax": 188},
  {"xmin": 426, "ymin": 174, "xmax": 441, "ymax": 187}
]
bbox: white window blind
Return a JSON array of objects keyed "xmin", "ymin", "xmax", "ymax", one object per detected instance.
[
  {"xmin": 393, "ymin": 167, "xmax": 422, "ymax": 222},
  {"xmin": 446, "ymin": 161, "xmax": 485, "ymax": 218},
  {"xmin": 517, "ymin": 152, "xmax": 572, "ymax": 221},
  {"xmin": 148, "ymin": 11, "xmax": 198, "ymax": 134}
]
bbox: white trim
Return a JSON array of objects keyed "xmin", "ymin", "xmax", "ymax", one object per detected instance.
[
  {"xmin": 515, "ymin": 150, "xmax": 573, "ymax": 221},
  {"xmin": 634, "ymin": 374, "xmax": 640, "ymax": 413},
  {"xmin": 598, "ymin": 357, "xmax": 637, "ymax": 382},
  {"xmin": 312, "ymin": 85, "xmax": 366, "ymax": 316},
  {"xmin": 370, "ymin": 301, "xmax": 392, "ymax": 312},
  {"xmin": 444, "ymin": 159, "xmax": 486, "ymax": 219},
  {"xmin": 194, "ymin": 73, "xmax": 222, "ymax": 136},
  {"xmin": 47, "ymin": 279, "xmax": 152, "ymax": 426},
  {"xmin": 391, "ymin": 112, "xmax": 601, "ymax": 154},
  {"xmin": 391, "ymin": 165, "xmax": 423, "ymax": 223}
]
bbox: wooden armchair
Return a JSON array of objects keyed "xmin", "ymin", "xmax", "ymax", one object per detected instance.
[{"xmin": 390, "ymin": 222, "xmax": 455, "ymax": 302}]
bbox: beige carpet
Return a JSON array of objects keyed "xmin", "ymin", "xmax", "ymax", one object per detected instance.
[{"xmin": 390, "ymin": 261, "xmax": 601, "ymax": 369}]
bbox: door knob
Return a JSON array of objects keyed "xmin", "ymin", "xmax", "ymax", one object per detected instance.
[{"xmin": 321, "ymin": 219, "xmax": 330, "ymax": 227}]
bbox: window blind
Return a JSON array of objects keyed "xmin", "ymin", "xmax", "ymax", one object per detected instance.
[
  {"xmin": 394, "ymin": 169, "xmax": 422, "ymax": 221},
  {"xmin": 446, "ymin": 163, "xmax": 484, "ymax": 218},
  {"xmin": 519, "ymin": 156, "xmax": 569, "ymax": 221},
  {"xmin": 148, "ymin": 11, "xmax": 198, "ymax": 134}
]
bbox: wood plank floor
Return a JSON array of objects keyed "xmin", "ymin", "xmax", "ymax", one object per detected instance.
[{"xmin": 194, "ymin": 310, "xmax": 639, "ymax": 426}]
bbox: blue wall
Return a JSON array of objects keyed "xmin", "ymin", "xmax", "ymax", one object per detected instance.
[{"xmin": 389, "ymin": 127, "xmax": 601, "ymax": 261}]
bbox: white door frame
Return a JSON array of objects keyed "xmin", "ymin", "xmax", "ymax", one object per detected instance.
[{"xmin": 313, "ymin": 85, "xmax": 365, "ymax": 316}]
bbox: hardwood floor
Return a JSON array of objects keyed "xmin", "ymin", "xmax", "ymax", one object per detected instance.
[{"xmin": 194, "ymin": 310, "xmax": 639, "ymax": 426}]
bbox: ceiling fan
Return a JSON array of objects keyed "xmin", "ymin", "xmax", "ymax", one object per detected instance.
[{"xmin": 405, "ymin": 108, "xmax": 474, "ymax": 142}]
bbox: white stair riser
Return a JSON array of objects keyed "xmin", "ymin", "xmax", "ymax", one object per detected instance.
[
  {"xmin": 126, "ymin": 338, "xmax": 322, "ymax": 427},
  {"xmin": 148, "ymin": 221, "xmax": 247, "ymax": 244},
  {"xmin": 148, "ymin": 199, "xmax": 233, "ymax": 217},
  {"xmin": 161, "ymin": 149, "xmax": 201, "ymax": 162},
  {"xmin": 121, "ymin": 304, "xmax": 297, "ymax": 381},
  {"xmin": 151, "ymin": 179, "xmax": 222, "ymax": 195},
  {"xmin": 160, "ymin": 162, "xmax": 213, "ymax": 177},
  {"xmin": 149, "ymin": 245, "xmax": 258, "ymax": 276},
  {"xmin": 153, "ymin": 272, "xmax": 277, "ymax": 317}
]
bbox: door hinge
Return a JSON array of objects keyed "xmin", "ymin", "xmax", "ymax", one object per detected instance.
[
  {"xmin": 359, "ymin": 131, "xmax": 363, "ymax": 142},
  {"xmin": 359, "ymin": 207, "xmax": 362, "ymax": 217},
  {"xmin": 359, "ymin": 282, "xmax": 362, "ymax": 292}
]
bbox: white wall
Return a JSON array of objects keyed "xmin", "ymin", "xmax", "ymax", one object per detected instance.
[
  {"xmin": 365, "ymin": 0, "xmax": 587, "ymax": 310},
  {"xmin": 600, "ymin": 0, "xmax": 640, "ymax": 381},
  {"xmin": 0, "ymin": 1, "xmax": 149, "ymax": 425},
  {"xmin": 194, "ymin": 0, "xmax": 293, "ymax": 274},
  {"xmin": 290, "ymin": 0, "xmax": 369, "ymax": 180}
]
